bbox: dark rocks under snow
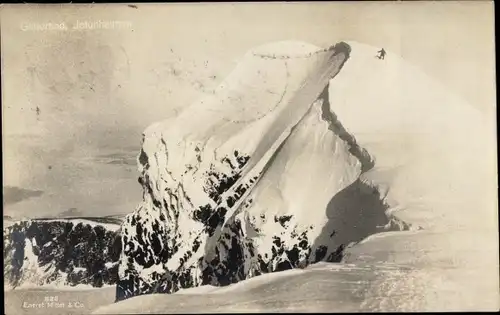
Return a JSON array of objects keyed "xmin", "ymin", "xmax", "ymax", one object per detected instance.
[{"xmin": 3, "ymin": 219, "xmax": 121, "ymax": 289}]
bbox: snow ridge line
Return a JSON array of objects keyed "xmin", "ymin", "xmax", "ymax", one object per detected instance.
[
  {"xmin": 251, "ymin": 43, "xmax": 338, "ymax": 60},
  {"xmin": 319, "ymin": 85, "xmax": 374, "ymax": 173}
]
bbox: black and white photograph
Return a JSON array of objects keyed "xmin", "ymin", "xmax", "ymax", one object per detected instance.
[{"xmin": 2, "ymin": 2, "xmax": 498, "ymax": 313}]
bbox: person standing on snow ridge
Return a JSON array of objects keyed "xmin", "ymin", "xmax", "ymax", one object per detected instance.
[{"xmin": 377, "ymin": 48, "xmax": 386, "ymax": 60}]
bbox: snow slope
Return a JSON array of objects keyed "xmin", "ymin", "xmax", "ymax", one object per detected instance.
[{"xmin": 95, "ymin": 258, "xmax": 497, "ymax": 313}]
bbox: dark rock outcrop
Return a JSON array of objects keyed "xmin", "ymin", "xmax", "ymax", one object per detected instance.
[{"xmin": 3, "ymin": 219, "xmax": 121, "ymax": 288}]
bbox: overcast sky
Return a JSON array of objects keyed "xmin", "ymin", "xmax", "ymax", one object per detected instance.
[{"xmin": 1, "ymin": 2, "xmax": 495, "ymax": 218}]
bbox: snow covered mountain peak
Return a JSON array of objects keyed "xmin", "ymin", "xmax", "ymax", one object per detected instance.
[{"xmin": 114, "ymin": 40, "xmax": 406, "ymax": 301}]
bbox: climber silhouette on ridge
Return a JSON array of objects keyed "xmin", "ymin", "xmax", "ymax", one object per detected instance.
[{"xmin": 376, "ymin": 48, "xmax": 386, "ymax": 60}]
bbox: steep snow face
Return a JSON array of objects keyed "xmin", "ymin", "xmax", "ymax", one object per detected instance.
[
  {"xmin": 3, "ymin": 219, "xmax": 121, "ymax": 290},
  {"xmin": 116, "ymin": 41, "xmax": 390, "ymax": 300},
  {"xmin": 197, "ymin": 98, "xmax": 364, "ymax": 287},
  {"xmin": 234, "ymin": 98, "xmax": 363, "ymax": 262}
]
